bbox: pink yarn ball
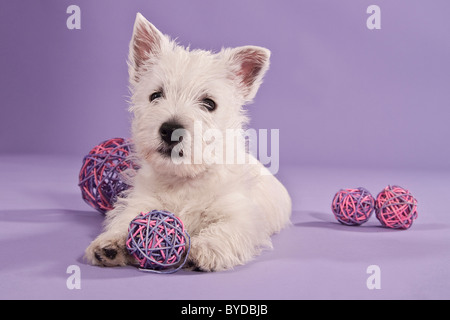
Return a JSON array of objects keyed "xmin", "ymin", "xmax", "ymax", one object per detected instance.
[
  {"xmin": 375, "ymin": 185, "xmax": 418, "ymax": 229},
  {"xmin": 331, "ymin": 187, "xmax": 375, "ymax": 226}
]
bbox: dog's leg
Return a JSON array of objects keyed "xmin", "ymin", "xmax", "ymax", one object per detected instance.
[
  {"xmin": 188, "ymin": 221, "xmax": 269, "ymax": 272},
  {"xmin": 186, "ymin": 193, "xmax": 272, "ymax": 272},
  {"xmin": 186, "ymin": 169, "xmax": 291, "ymax": 272},
  {"xmin": 84, "ymin": 198, "xmax": 161, "ymax": 267}
]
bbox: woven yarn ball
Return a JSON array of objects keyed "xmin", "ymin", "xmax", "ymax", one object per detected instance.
[
  {"xmin": 126, "ymin": 210, "xmax": 190, "ymax": 273},
  {"xmin": 78, "ymin": 137, "xmax": 137, "ymax": 214},
  {"xmin": 332, "ymin": 187, "xmax": 375, "ymax": 226},
  {"xmin": 375, "ymin": 185, "xmax": 418, "ymax": 229}
]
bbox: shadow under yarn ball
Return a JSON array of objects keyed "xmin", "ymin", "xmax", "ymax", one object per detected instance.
[{"xmin": 78, "ymin": 137, "xmax": 138, "ymax": 214}]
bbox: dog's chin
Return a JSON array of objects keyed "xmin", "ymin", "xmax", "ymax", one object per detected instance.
[
  {"xmin": 144, "ymin": 146, "xmax": 209, "ymax": 179},
  {"xmin": 157, "ymin": 145, "xmax": 176, "ymax": 158}
]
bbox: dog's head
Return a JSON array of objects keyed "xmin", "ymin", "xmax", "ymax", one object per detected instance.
[{"xmin": 128, "ymin": 13, "xmax": 270, "ymax": 178}]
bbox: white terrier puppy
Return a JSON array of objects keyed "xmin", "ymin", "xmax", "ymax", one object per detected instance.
[{"xmin": 85, "ymin": 13, "xmax": 291, "ymax": 271}]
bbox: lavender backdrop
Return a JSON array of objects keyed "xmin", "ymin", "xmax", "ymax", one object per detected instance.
[
  {"xmin": 1, "ymin": 0, "xmax": 449, "ymax": 170},
  {"xmin": 1, "ymin": 1, "xmax": 450, "ymax": 300}
]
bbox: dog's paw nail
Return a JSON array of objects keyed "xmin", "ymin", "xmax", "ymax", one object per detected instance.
[
  {"xmin": 94, "ymin": 252, "xmax": 103, "ymax": 262},
  {"xmin": 103, "ymin": 248, "xmax": 117, "ymax": 260},
  {"xmin": 184, "ymin": 260, "xmax": 212, "ymax": 272}
]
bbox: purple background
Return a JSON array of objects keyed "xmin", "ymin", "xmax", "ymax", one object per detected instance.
[
  {"xmin": 1, "ymin": 0, "xmax": 450, "ymax": 170},
  {"xmin": 1, "ymin": 0, "xmax": 450, "ymax": 300}
]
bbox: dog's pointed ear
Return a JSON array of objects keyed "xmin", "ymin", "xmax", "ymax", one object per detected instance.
[
  {"xmin": 224, "ymin": 46, "xmax": 271, "ymax": 102},
  {"xmin": 128, "ymin": 13, "xmax": 165, "ymax": 84}
]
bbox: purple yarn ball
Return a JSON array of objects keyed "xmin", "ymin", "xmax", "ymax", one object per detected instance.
[
  {"xmin": 126, "ymin": 210, "xmax": 190, "ymax": 273},
  {"xmin": 78, "ymin": 138, "xmax": 138, "ymax": 214}
]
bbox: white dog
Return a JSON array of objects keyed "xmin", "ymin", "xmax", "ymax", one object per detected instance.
[{"xmin": 85, "ymin": 13, "xmax": 292, "ymax": 272}]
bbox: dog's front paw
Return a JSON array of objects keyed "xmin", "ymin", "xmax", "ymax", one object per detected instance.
[
  {"xmin": 85, "ymin": 233, "xmax": 136, "ymax": 267},
  {"xmin": 187, "ymin": 237, "xmax": 234, "ymax": 272},
  {"xmin": 185, "ymin": 241, "xmax": 215, "ymax": 272}
]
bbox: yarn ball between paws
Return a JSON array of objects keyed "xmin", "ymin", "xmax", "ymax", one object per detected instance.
[
  {"xmin": 375, "ymin": 185, "xmax": 418, "ymax": 229},
  {"xmin": 332, "ymin": 187, "xmax": 375, "ymax": 226},
  {"xmin": 126, "ymin": 210, "xmax": 190, "ymax": 273},
  {"xmin": 78, "ymin": 137, "xmax": 137, "ymax": 214}
]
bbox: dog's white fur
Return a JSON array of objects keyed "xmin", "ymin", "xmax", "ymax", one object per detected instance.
[{"xmin": 85, "ymin": 13, "xmax": 292, "ymax": 271}]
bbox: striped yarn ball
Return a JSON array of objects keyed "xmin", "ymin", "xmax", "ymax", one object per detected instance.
[
  {"xmin": 78, "ymin": 137, "xmax": 137, "ymax": 214},
  {"xmin": 332, "ymin": 187, "xmax": 375, "ymax": 226},
  {"xmin": 375, "ymin": 185, "xmax": 418, "ymax": 229},
  {"xmin": 126, "ymin": 210, "xmax": 190, "ymax": 274}
]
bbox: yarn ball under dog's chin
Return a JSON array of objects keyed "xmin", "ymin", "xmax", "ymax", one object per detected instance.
[
  {"xmin": 375, "ymin": 185, "xmax": 418, "ymax": 229},
  {"xmin": 126, "ymin": 210, "xmax": 190, "ymax": 273},
  {"xmin": 78, "ymin": 137, "xmax": 137, "ymax": 214},
  {"xmin": 332, "ymin": 187, "xmax": 375, "ymax": 226}
]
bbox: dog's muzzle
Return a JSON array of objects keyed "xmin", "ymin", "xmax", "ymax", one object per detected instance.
[{"xmin": 158, "ymin": 121, "xmax": 185, "ymax": 157}]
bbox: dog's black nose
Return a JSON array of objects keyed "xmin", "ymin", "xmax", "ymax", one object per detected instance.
[{"xmin": 159, "ymin": 121, "xmax": 184, "ymax": 145}]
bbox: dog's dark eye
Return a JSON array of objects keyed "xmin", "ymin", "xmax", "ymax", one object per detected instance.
[
  {"xmin": 202, "ymin": 98, "xmax": 216, "ymax": 112},
  {"xmin": 150, "ymin": 91, "xmax": 163, "ymax": 102}
]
